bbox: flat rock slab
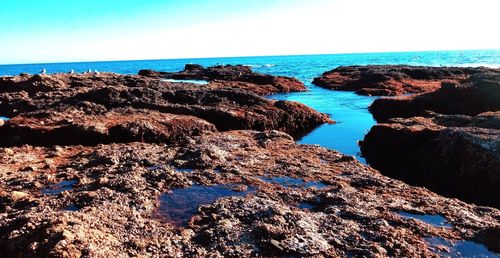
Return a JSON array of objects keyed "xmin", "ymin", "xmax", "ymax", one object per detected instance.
[
  {"xmin": 313, "ymin": 65, "xmax": 499, "ymax": 96},
  {"xmin": 1, "ymin": 131, "xmax": 499, "ymax": 257}
]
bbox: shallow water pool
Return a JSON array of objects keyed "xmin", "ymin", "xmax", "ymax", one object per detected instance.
[
  {"xmin": 158, "ymin": 184, "xmax": 252, "ymax": 226},
  {"xmin": 397, "ymin": 211, "xmax": 452, "ymax": 228},
  {"xmin": 41, "ymin": 180, "xmax": 78, "ymax": 195},
  {"xmin": 426, "ymin": 237, "xmax": 499, "ymax": 257}
]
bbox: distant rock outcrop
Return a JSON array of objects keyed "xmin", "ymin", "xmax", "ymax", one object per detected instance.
[
  {"xmin": 313, "ymin": 65, "xmax": 498, "ymax": 96},
  {"xmin": 139, "ymin": 64, "xmax": 307, "ymax": 95}
]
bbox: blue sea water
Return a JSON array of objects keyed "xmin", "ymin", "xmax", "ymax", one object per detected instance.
[{"xmin": 1, "ymin": 50, "xmax": 499, "ymax": 162}]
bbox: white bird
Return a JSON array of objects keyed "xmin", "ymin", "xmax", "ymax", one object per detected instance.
[
  {"xmin": 88, "ymin": 69, "xmax": 92, "ymax": 73},
  {"xmin": 40, "ymin": 68, "xmax": 46, "ymax": 74},
  {"xmin": 94, "ymin": 69, "xmax": 100, "ymax": 75},
  {"xmin": 69, "ymin": 69, "xmax": 75, "ymax": 74}
]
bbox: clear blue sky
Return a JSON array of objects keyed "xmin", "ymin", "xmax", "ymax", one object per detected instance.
[{"xmin": 1, "ymin": 0, "xmax": 499, "ymax": 64}]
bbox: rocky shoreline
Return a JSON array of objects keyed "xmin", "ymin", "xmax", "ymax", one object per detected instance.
[
  {"xmin": 359, "ymin": 67, "xmax": 500, "ymax": 209},
  {"xmin": 0, "ymin": 65, "xmax": 499, "ymax": 257},
  {"xmin": 0, "ymin": 71, "xmax": 331, "ymax": 145}
]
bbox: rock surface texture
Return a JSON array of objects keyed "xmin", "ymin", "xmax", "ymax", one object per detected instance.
[
  {"xmin": 139, "ymin": 64, "xmax": 307, "ymax": 95},
  {"xmin": 1, "ymin": 131, "xmax": 499, "ymax": 257},
  {"xmin": 0, "ymin": 70, "xmax": 499, "ymax": 257},
  {"xmin": 313, "ymin": 65, "xmax": 499, "ymax": 96}
]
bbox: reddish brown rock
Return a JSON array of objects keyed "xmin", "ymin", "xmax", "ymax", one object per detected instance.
[
  {"xmin": 139, "ymin": 64, "xmax": 307, "ymax": 95},
  {"xmin": 1, "ymin": 131, "xmax": 499, "ymax": 257},
  {"xmin": 369, "ymin": 71, "xmax": 500, "ymax": 122},
  {"xmin": 313, "ymin": 65, "xmax": 498, "ymax": 96},
  {"xmin": 360, "ymin": 111, "xmax": 500, "ymax": 208},
  {"xmin": 0, "ymin": 73, "xmax": 331, "ymax": 141},
  {"xmin": 0, "ymin": 108, "xmax": 216, "ymax": 147}
]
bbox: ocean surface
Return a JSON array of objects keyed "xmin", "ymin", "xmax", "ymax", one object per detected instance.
[{"xmin": 1, "ymin": 50, "xmax": 499, "ymax": 162}]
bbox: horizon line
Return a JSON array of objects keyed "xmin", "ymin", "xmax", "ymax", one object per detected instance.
[{"xmin": 1, "ymin": 48, "xmax": 498, "ymax": 67}]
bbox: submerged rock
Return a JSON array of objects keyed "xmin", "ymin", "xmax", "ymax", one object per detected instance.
[
  {"xmin": 313, "ymin": 65, "xmax": 499, "ymax": 96},
  {"xmin": 139, "ymin": 64, "xmax": 307, "ymax": 95},
  {"xmin": 360, "ymin": 111, "xmax": 500, "ymax": 208},
  {"xmin": 369, "ymin": 71, "xmax": 500, "ymax": 122},
  {"xmin": 0, "ymin": 131, "xmax": 499, "ymax": 257}
]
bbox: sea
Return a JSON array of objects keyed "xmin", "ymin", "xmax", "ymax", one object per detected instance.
[{"xmin": 1, "ymin": 50, "xmax": 499, "ymax": 163}]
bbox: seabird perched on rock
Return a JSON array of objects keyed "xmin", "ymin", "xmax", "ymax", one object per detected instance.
[
  {"xmin": 88, "ymin": 69, "xmax": 92, "ymax": 73},
  {"xmin": 94, "ymin": 69, "xmax": 99, "ymax": 75},
  {"xmin": 40, "ymin": 68, "xmax": 46, "ymax": 74},
  {"xmin": 69, "ymin": 69, "xmax": 75, "ymax": 74}
]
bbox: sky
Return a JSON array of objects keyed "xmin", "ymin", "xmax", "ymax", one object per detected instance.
[{"xmin": 0, "ymin": 0, "xmax": 499, "ymax": 64}]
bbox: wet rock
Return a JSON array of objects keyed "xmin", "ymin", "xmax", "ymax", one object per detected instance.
[
  {"xmin": 369, "ymin": 71, "xmax": 500, "ymax": 122},
  {"xmin": 1, "ymin": 131, "xmax": 499, "ymax": 257},
  {"xmin": 360, "ymin": 112, "xmax": 500, "ymax": 208},
  {"xmin": 313, "ymin": 65, "xmax": 499, "ymax": 96},
  {"xmin": 139, "ymin": 64, "xmax": 307, "ymax": 95}
]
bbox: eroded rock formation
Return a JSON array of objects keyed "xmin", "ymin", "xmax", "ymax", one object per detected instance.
[
  {"xmin": 369, "ymin": 71, "xmax": 500, "ymax": 122},
  {"xmin": 361, "ymin": 111, "xmax": 500, "ymax": 208},
  {"xmin": 313, "ymin": 65, "xmax": 498, "ymax": 96}
]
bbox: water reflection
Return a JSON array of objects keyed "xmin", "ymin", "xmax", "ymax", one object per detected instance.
[
  {"xmin": 158, "ymin": 184, "xmax": 252, "ymax": 226},
  {"xmin": 270, "ymin": 87, "xmax": 377, "ymax": 163},
  {"xmin": 41, "ymin": 180, "xmax": 77, "ymax": 195}
]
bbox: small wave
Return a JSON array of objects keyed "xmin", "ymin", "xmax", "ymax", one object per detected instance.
[
  {"xmin": 243, "ymin": 64, "xmax": 275, "ymax": 68},
  {"xmin": 161, "ymin": 79, "xmax": 209, "ymax": 85},
  {"xmin": 244, "ymin": 64, "xmax": 262, "ymax": 68},
  {"xmin": 455, "ymin": 63, "xmax": 500, "ymax": 68}
]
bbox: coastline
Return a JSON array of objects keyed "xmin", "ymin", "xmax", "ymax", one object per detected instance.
[{"xmin": 0, "ymin": 63, "xmax": 499, "ymax": 256}]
